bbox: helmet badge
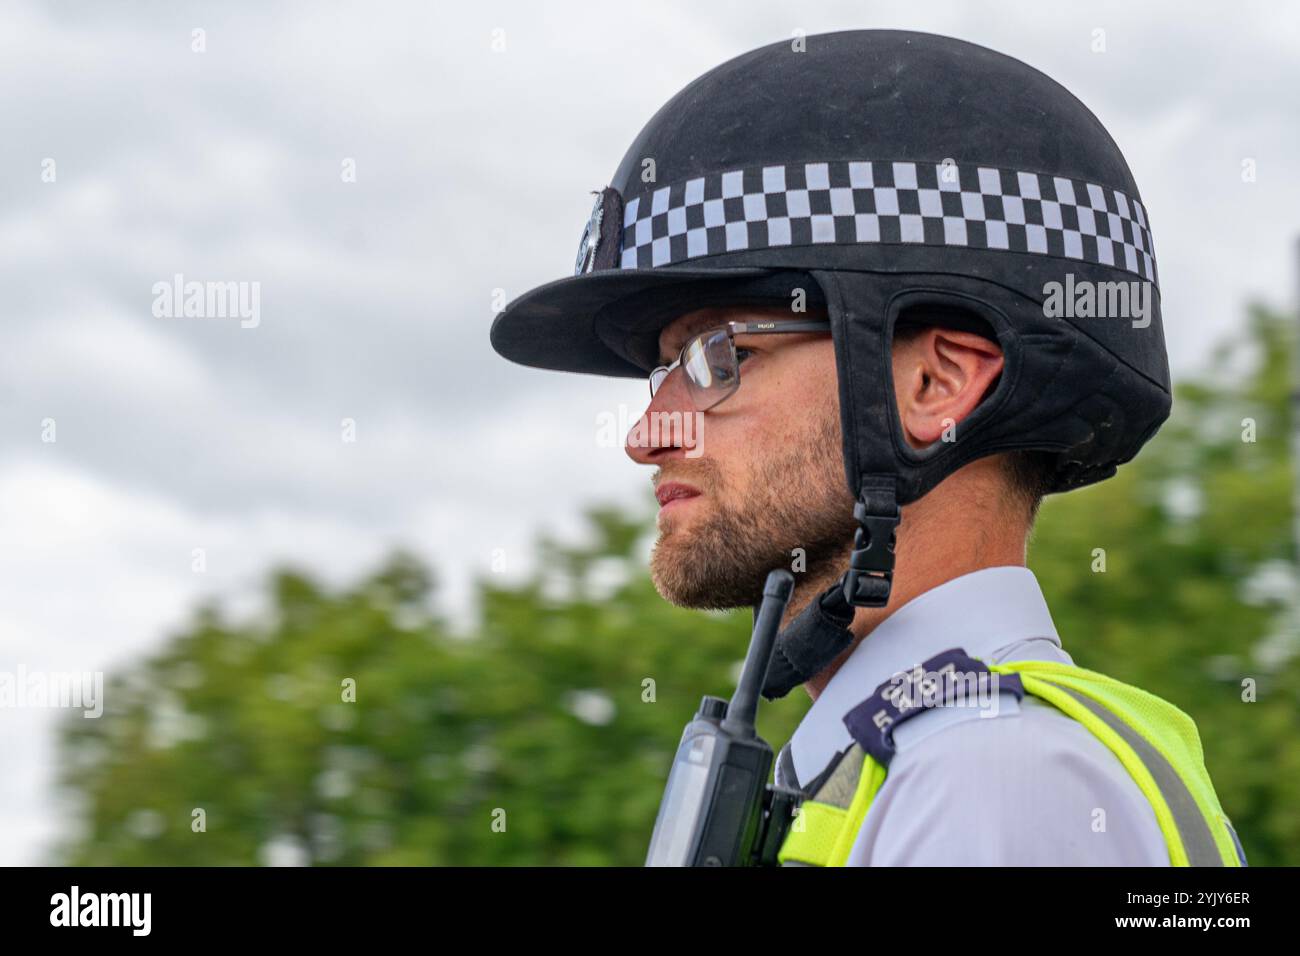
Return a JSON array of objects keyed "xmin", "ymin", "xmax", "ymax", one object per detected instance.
[
  {"xmin": 574, "ymin": 193, "xmax": 604, "ymax": 275},
  {"xmin": 573, "ymin": 186, "xmax": 625, "ymax": 275}
]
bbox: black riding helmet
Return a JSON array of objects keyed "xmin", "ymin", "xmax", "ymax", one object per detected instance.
[{"xmin": 490, "ymin": 29, "xmax": 1169, "ymax": 698}]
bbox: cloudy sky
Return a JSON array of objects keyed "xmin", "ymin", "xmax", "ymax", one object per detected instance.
[{"xmin": 0, "ymin": 1, "xmax": 1296, "ymax": 865}]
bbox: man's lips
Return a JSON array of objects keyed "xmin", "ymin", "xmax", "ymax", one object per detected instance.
[{"xmin": 655, "ymin": 481, "xmax": 701, "ymax": 508}]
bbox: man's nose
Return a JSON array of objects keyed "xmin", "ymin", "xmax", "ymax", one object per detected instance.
[{"xmin": 624, "ymin": 367, "xmax": 694, "ymax": 465}]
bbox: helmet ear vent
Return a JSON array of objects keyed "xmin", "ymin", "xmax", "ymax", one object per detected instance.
[
  {"xmin": 892, "ymin": 303, "xmax": 999, "ymax": 345},
  {"xmin": 892, "ymin": 304, "xmax": 1002, "ymax": 409}
]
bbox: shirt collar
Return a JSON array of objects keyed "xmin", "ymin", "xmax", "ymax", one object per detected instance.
[{"xmin": 787, "ymin": 565, "xmax": 1060, "ymax": 787}]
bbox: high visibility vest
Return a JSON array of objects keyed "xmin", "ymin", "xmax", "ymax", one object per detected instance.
[{"xmin": 777, "ymin": 649, "xmax": 1248, "ymax": 867}]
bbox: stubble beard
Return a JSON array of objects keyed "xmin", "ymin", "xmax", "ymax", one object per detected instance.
[{"xmin": 649, "ymin": 411, "xmax": 859, "ymax": 610}]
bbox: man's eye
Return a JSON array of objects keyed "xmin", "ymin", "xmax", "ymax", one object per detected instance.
[{"xmin": 735, "ymin": 347, "xmax": 755, "ymax": 364}]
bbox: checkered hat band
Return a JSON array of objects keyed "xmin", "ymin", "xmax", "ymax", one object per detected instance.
[{"xmin": 618, "ymin": 160, "xmax": 1157, "ymax": 287}]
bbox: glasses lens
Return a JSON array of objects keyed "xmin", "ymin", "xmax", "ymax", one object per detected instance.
[
  {"xmin": 649, "ymin": 366, "xmax": 670, "ymax": 397},
  {"xmin": 682, "ymin": 329, "xmax": 738, "ymax": 410}
]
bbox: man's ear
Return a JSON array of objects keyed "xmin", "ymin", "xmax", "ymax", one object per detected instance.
[{"xmin": 891, "ymin": 327, "xmax": 1004, "ymax": 448}]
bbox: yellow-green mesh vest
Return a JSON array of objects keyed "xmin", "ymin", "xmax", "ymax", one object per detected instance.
[{"xmin": 777, "ymin": 658, "xmax": 1245, "ymax": 867}]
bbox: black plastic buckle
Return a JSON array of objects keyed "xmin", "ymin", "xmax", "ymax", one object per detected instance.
[
  {"xmin": 842, "ymin": 495, "xmax": 899, "ymax": 607},
  {"xmin": 755, "ymin": 785, "xmax": 805, "ymax": 866}
]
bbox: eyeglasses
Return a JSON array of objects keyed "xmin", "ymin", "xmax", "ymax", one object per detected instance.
[{"xmin": 649, "ymin": 318, "xmax": 832, "ymax": 411}]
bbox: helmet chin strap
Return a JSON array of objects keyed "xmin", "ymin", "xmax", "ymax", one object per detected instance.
[{"xmin": 759, "ymin": 482, "xmax": 900, "ymax": 700}]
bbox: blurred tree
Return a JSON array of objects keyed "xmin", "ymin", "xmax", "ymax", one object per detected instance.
[
  {"xmin": 51, "ymin": 527, "xmax": 779, "ymax": 865},
  {"xmin": 52, "ymin": 306, "xmax": 1296, "ymax": 866},
  {"xmin": 1029, "ymin": 304, "xmax": 1299, "ymax": 866}
]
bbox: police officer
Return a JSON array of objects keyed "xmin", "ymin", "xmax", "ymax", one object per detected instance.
[{"xmin": 491, "ymin": 29, "xmax": 1247, "ymax": 866}]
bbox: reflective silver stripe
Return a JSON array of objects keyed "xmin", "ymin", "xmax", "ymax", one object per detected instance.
[
  {"xmin": 1056, "ymin": 686, "xmax": 1223, "ymax": 866},
  {"xmin": 808, "ymin": 746, "xmax": 866, "ymax": 811}
]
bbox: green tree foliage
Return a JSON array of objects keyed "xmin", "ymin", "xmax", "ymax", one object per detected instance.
[
  {"xmin": 1029, "ymin": 304, "xmax": 1299, "ymax": 866},
  {"xmin": 52, "ymin": 307, "xmax": 1296, "ymax": 865},
  {"xmin": 52, "ymin": 526, "xmax": 775, "ymax": 866}
]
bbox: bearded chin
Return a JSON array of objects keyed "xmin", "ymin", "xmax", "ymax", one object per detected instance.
[
  {"xmin": 649, "ymin": 487, "xmax": 858, "ymax": 611},
  {"xmin": 650, "ymin": 506, "xmax": 787, "ymax": 609},
  {"xmin": 648, "ymin": 399, "xmax": 858, "ymax": 611}
]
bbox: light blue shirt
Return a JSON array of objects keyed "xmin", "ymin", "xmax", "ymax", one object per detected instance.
[{"xmin": 776, "ymin": 565, "xmax": 1171, "ymax": 865}]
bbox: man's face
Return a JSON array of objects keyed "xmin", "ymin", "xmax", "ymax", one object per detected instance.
[{"xmin": 624, "ymin": 304, "xmax": 858, "ymax": 609}]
